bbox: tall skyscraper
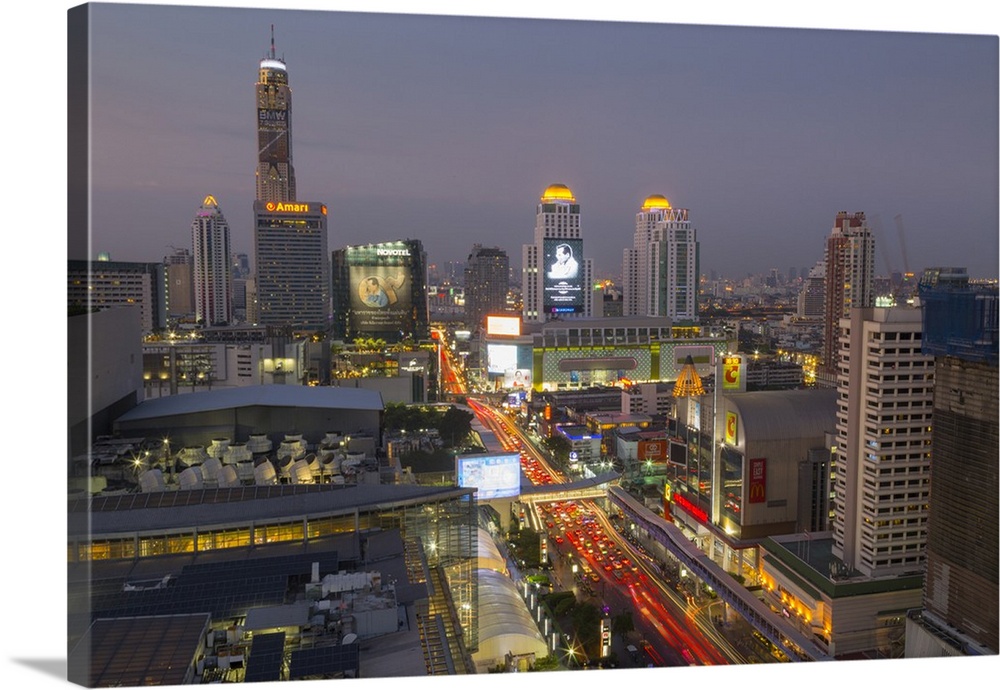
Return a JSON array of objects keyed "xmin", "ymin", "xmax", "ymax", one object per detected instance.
[
  {"xmin": 191, "ymin": 195, "xmax": 233, "ymax": 326},
  {"xmin": 522, "ymin": 183, "xmax": 594, "ymax": 323},
  {"xmin": 905, "ymin": 269, "xmax": 998, "ymax": 656},
  {"xmin": 164, "ymin": 248, "xmax": 195, "ymax": 319},
  {"xmin": 622, "ymin": 194, "xmax": 699, "ymax": 322},
  {"xmin": 822, "ymin": 211, "xmax": 875, "ymax": 376},
  {"xmin": 831, "ymin": 305, "xmax": 934, "ymax": 579},
  {"xmin": 463, "ymin": 244, "xmax": 509, "ymax": 330},
  {"xmin": 255, "ymin": 26, "xmax": 296, "ymax": 203},
  {"xmin": 330, "ymin": 239, "xmax": 429, "ymax": 342},
  {"xmin": 252, "ymin": 29, "xmax": 330, "ymax": 330},
  {"xmin": 254, "ymin": 200, "xmax": 329, "ymax": 330}
]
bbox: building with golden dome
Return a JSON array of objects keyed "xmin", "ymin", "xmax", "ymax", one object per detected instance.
[
  {"xmin": 521, "ymin": 183, "xmax": 595, "ymax": 323},
  {"xmin": 623, "ymin": 194, "xmax": 700, "ymax": 323}
]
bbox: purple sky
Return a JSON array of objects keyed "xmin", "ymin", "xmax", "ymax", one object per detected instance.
[{"xmin": 80, "ymin": 3, "xmax": 998, "ymax": 280}]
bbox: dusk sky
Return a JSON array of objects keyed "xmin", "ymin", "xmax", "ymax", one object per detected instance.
[
  {"xmin": 80, "ymin": 2, "xmax": 999, "ymax": 280},
  {"xmin": 1, "ymin": 3, "xmax": 996, "ymax": 690}
]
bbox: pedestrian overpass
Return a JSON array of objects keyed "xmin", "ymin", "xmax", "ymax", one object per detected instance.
[{"xmin": 607, "ymin": 486, "xmax": 832, "ymax": 663}]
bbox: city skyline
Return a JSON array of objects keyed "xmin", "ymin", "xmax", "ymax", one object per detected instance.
[{"xmin": 78, "ymin": 3, "xmax": 998, "ymax": 281}]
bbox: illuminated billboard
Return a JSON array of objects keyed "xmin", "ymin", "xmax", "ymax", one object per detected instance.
[
  {"xmin": 487, "ymin": 343, "xmax": 517, "ymax": 374},
  {"xmin": 346, "ymin": 242, "xmax": 418, "ymax": 334},
  {"xmin": 722, "ymin": 355, "xmax": 743, "ymax": 391},
  {"xmin": 486, "ymin": 315, "xmax": 521, "ymax": 336},
  {"xmin": 638, "ymin": 439, "xmax": 667, "ymax": 462},
  {"xmin": 543, "ymin": 238, "xmax": 583, "ymax": 314},
  {"xmin": 748, "ymin": 457, "xmax": 766, "ymax": 504},
  {"xmin": 456, "ymin": 452, "xmax": 521, "ymax": 500}
]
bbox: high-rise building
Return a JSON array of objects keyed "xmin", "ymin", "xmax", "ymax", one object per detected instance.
[
  {"xmin": 251, "ymin": 30, "xmax": 330, "ymax": 331},
  {"xmin": 68, "ymin": 259, "xmax": 168, "ymax": 334},
  {"xmin": 822, "ymin": 211, "xmax": 875, "ymax": 376},
  {"xmin": 796, "ymin": 260, "xmax": 825, "ymax": 320},
  {"xmin": 831, "ymin": 305, "xmax": 934, "ymax": 579},
  {"xmin": 253, "ymin": 200, "xmax": 330, "ymax": 330},
  {"xmin": 522, "ymin": 183, "xmax": 594, "ymax": 323},
  {"xmin": 163, "ymin": 248, "xmax": 195, "ymax": 319},
  {"xmin": 255, "ymin": 26, "xmax": 295, "ymax": 203},
  {"xmin": 191, "ymin": 195, "xmax": 233, "ymax": 326},
  {"xmin": 622, "ymin": 194, "xmax": 699, "ymax": 323},
  {"xmin": 463, "ymin": 244, "xmax": 509, "ymax": 330},
  {"xmin": 905, "ymin": 269, "xmax": 998, "ymax": 656},
  {"xmin": 330, "ymin": 239, "xmax": 429, "ymax": 343}
]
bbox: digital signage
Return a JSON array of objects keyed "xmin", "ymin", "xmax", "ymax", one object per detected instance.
[
  {"xmin": 347, "ymin": 242, "xmax": 416, "ymax": 334},
  {"xmin": 722, "ymin": 355, "xmax": 743, "ymax": 391},
  {"xmin": 486, "ymin": 315, "xmax": 521, "ymax": 336},
  {"xmin": 456, "ymin": 452, "xmax": 521, "ymax": 500},
  {"xmin": 748, "ymin": 457, "xmax": 767, "ymax": 504},
  {"xmin": 487, "ymin": 343, "xmax": 517, "ymax": 374},
  {"xmin": 542, "ymin": 238, "xmax": 583, "ymax": 314},
  {"xmin": 638, "ymin": 439, "xmax": 668, "ymax": 462}
]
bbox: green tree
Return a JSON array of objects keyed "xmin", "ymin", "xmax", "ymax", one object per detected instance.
[
  {"xmin": 542, "ymin": 435, "xmax": 572, "ymax": 465},
  {"xmin": 611, "ymin": 611, "xmax": 634, "ymax": 640},
  {"xmin": 570, "ymin": 602, "xmax": 602, "ymax": 653},
  {"xmin": 438, "ymin": 406, "xmax": 473, "ymax": 447}
]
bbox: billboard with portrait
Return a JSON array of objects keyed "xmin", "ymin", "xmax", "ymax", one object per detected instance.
[
  {"xmin": 543, "ymin": 238, "xmax": 583, "ymax": 314},
  {"xmin": 347, "ymin": 242, "xmax": 416, "ymax": 333},
  {"xmin": 456, "ymin": 452, "xmax": 521, "ymax": 500}
]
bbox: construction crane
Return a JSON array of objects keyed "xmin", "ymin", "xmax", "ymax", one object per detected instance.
[
  {"xmin": 894, "ymin": 214, "xmax": 915, "ymax": 296},
  {"xmin": 871, "ymin": 214, "xmax": 901, "ymax": 296}
]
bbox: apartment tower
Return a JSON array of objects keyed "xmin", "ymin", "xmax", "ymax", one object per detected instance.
[
  {"xmin": 521, "ymin": 183, "xmax": 594, "ymax": 323},
  {"xmin": 191, "ymin": 195, "xmax": 233, "ymax": 326},
  {"xmin": 623, "ymin": 194, "xmax": 699, "ymax": 323},
  {"xmin": 464, "ymin": 244, "xmax": 509, "ymax": 331},
  {"xmin": 822, "ymin": 211, "xmax": 875, "ymax": 376}
]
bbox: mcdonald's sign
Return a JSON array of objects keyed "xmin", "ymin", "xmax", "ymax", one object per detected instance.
[
  {"xmin": 748, "ymin": 457, "xmax": 766, "ymax": 504},
  {"xmin": 725, "ymin": 411, "xmax": 738, "ymax": 445},
  {"xmin": 722, "ymin": 356, "xmax": 741, "ymax": 390}
]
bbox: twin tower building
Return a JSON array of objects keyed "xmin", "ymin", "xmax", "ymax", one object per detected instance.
[{"xmin": 191, "ymin": 30, "xmax": 701, "ymax": 335}]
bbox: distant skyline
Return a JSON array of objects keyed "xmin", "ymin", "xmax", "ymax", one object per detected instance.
[{"xmin": 79, "ymin": 3, "xmax": 999, "ymax": 280}]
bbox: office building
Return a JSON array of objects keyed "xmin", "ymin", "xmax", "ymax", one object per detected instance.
[
  {"xmin": 463, "ymin": 244, "xmax": 509, "ymax": 330},
  {"xmin": 822, "ymin": 211, "xmax": 875, "ymax": 376},
  {"xmin": 164, "ymin": 248, "xmax": 195, "ymax": 320},
  {"xmin": 797, "ymin": 260, "xmax": 825, "ymax": 320},
  {"xmin": 253, "ymin": 200, "xmax": 330, "ymax": 330},
  {"xmin": 255, "ymin": 28, "xmax": 295, "ymax": 203},
  {"xmin": 906, "ymin": 270, "xmax": 998, "ymax": 656},
  {"xmin": 330, "ymin": 239, "xmax": 430, "ymax": 343},
  {"xmin": 623, "ymin": 194, "xmax": 700, "ymax": 323},
  {"xmin": 831, "ymin": 305, "xmax": 934, "ymax": 579},
  {"xmin": 521, "ymin": 183, "xmax": 595, "ymax": 323},
  {"xmin": 191, "ymin": 195, "xmax": 233, "ymax": 326},
  {"xmin": 68, "ymin": 259, "xmax": 168, "ymax": 334}
]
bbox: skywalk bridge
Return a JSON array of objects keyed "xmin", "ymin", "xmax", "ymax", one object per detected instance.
[{"xmin": 608, "ymin": 486, "xmax": 832, "ymax": 663}]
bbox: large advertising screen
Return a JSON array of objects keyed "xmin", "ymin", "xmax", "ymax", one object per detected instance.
[
  {"xmin": 487, "ymin": 343, "xmax": 518, "ymax": 374},
  {"xmin": 486, "ymin": 315, "xmax": 521, "ymax": 336},
  {"xmin": 456, "ymin": 452, "xmax": 521, "ymax": 500},
  {"xmin": 543, "ymin": 238, "xmax": 583, "ymax": 314},
  {"xmin": 347, "ymin": 243, "xmax": 415, "ymax": 333}
]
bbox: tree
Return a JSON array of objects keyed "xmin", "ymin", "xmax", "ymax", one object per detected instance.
[
  {"xmin": 611, "ymin": 611, "xmax": 634, "ymax": 640},
  {"xmin": 570, "ymin": 602, "xmax": 602, "ymax": 653},
  {"xmin": 542, "ymin": 435, "xmax": 572, "ymax": 465},
  {"xmin": 438, "ymin": 406, "xmax": 473, "ymax": 447}
]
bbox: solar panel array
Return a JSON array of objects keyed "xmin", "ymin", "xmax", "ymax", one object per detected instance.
[
  {"xmin": 289, "ymin": 643, "xmax": 360, "ymax": 679},
  {"xmin": 244, "ymin": 631, "xmax": 286, "ymax": 683}
]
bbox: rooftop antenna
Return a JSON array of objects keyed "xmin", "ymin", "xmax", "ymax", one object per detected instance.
[{"xmin": 270, "ymin": 24, "xmax": 276, "ymax": 60}]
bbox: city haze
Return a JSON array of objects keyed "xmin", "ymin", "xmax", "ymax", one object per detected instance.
[{"xmin": 83, "ymin": 3, "xmax": 998, "ymax": 280}]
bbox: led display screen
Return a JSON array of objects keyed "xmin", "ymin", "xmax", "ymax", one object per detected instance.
[
  {"xmin": 347, "ymin": 242, "xmax": 416, "ymax": 333},
  {"xmin": 487, "ymin": 343, "xmax": 517, "ymax": 374},
  {"xmin": 543, "ymin": 238, "xmax": 583, "ymax": 314},
  {"xmin": 456, "ymin": 452, "xmax": 521, "ymax": 500}
]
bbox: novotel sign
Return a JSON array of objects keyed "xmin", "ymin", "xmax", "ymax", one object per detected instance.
[
  {"xmin": 264, "ymin": 202, "xmax": 326, "ymax": 215},
  {"xmin": 376, "ymin": 247, "xmax": 411, "ymax": 257}
]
